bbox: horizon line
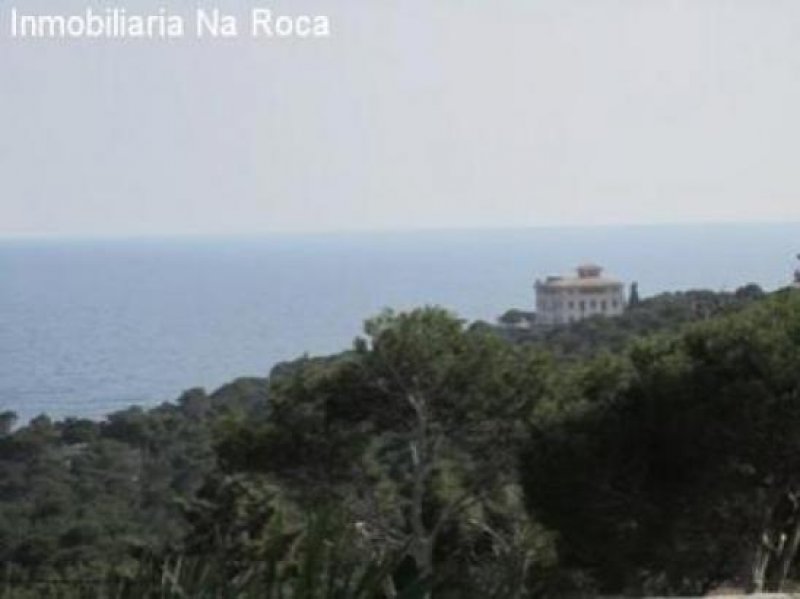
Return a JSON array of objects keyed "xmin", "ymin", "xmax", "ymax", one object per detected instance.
[{"xmin": 3, "ymin": 219, "xmax": 800, "ymax": 242}]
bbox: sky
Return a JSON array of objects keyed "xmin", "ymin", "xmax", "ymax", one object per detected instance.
[{"xmin": 2, "ymin": 0, "xmax": 800, "ymax": 237}]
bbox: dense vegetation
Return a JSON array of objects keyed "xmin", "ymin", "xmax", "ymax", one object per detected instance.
[
  {"xmin": 3, "ymin": 284, "xmax": 800, "ymax": 597},
  {"xmin": 493, "ymin": 284, "xmax": 766, "ymax": 358}
]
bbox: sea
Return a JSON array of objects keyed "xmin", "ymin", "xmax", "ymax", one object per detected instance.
[{"xmin": 1, "ymin": 223, "xmax": 799, "ymax": 423}]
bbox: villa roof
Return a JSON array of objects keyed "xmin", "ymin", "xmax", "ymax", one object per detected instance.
[
  {"xmin": 540, "ymin": 276, "xmax": 623, "ymax": 289},
  {"xmin": 576, "ymin": 262, "xmax": 603, "ymax": 271},
  {"xmin": 537, "ymin": 264, "xmax": 623, "ymax": 289}
]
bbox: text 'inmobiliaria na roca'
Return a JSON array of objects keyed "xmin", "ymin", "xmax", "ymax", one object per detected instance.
[{"xmin": 7, "ymin": 7, "xmax": 332, "ymax": 40}]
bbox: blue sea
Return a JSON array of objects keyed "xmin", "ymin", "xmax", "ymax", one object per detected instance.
[{"xmin": 1, "ymin": 224, "xmax": 799, "ymax": 422}]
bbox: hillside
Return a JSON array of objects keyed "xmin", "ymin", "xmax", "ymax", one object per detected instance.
[{"xmin": 0, "ymin": 287, "xmax": 798, "ymax": 596}]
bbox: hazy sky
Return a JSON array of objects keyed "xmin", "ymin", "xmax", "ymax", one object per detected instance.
[{"xmin": 2, "ymin": 0, "xmax": 800, "ymax": 237}]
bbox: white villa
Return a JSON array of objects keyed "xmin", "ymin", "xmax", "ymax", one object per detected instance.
[{"xmin": 535, "ymin": 264, "xmax": 626, "ymax": 325}]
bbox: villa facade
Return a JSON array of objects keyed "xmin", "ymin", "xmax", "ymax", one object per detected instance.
[{"xmin": 535, "ymin": 264, "xmax": 625, "ymax": 325}]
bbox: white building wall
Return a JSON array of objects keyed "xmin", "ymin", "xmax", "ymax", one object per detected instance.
[{"xmin": 535, "ymin": 273, "xmax": 626, "ymax": 325}]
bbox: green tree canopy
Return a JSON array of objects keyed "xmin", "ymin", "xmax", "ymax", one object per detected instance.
[{"xmin": 522, "ymin": 291, "xmax": 800, "ymax": 595}]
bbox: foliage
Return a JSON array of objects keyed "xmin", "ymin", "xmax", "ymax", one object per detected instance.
[
  {"xmin": 496, "ymin": 284, "xmax": 766, "ymax": 358},
  {"xmin": 521, "ymin": 291, "xmax": 800, "ymax": 595},
  {"xmin": 217, "ymin": 307, "xmax": 554, "ymax": 594},
  {"xmin": 0, "ymin": 380, "xmax": 268, "ymax": 587},
  {"xmin": 2, "ymin": 287, "xmax": 800, "ymax": 597}
]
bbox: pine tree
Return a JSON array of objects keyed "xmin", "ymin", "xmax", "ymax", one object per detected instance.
[{"xmin": 628, "ymin": 282, "xmax": 641, "ymax": 308}]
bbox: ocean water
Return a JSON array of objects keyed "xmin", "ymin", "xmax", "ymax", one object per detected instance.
[{"xmin": 1, "ymin": 224, "xmax": 799, "ymax": 422}]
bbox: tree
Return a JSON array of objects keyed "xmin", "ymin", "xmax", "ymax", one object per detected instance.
[
  {"xmin": 521, "ymin": 292, "xmax": 800, "ymax": 595},
  {"xmin": 218, "ymin": 307, "xmax": 551, "ymax": 593},
  {"xmin": 0, "ymin": 411, "xmax": 17, "ymax": 437},
  {"xmin": 628, "ymin": 282, "xmax": 640, "ymax": 308}
]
